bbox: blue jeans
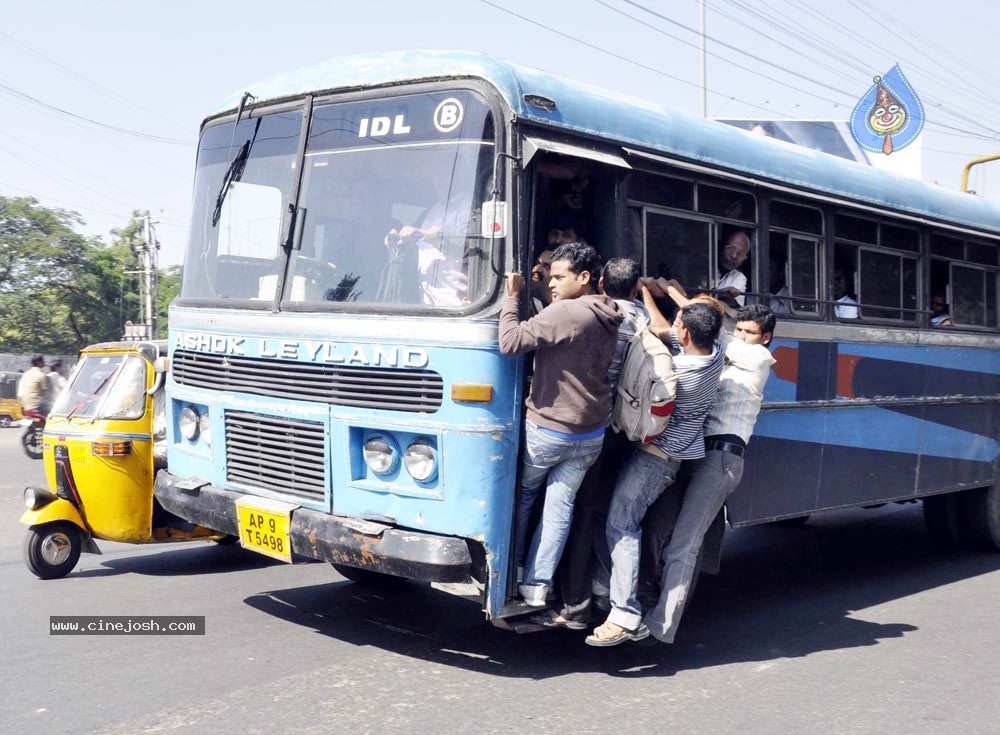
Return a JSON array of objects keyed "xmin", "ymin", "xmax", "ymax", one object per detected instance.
[
  {"xmin": 603, "ymin": 448, "xmax": 680, "ymax": 630},
  {"xmin": 645, "ymin": 449, "xmax": 743, "ymax": 642},
  {"xmin": 517, "ymin": 421, "xmax": 604, "ymax": 598}
]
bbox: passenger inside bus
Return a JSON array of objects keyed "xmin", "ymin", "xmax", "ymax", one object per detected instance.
[
  {"xmin": 930, "ymin": 293, "xmax": 952, "ymax": 327},
  {"xmin": 768, "ymin": 251, "xmax": 792, "ymax": 314},
  {"xmin": 714, "ymin": 229, "xmax": 751, "ymax": 308},
  {"xmin": 834, "ymin": 268, "xmax": 860, "ymax": 318}
]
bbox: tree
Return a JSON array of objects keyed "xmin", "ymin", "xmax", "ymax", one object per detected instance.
[
  {"xmin": 0, "ymin": 198, "xmax": 171, "ymax": 353},
  {"xmin": 155, "ymin": 265, "xmax": 182, "ymax": 339}
]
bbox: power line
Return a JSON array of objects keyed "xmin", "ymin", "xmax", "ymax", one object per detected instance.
[
  {"xmin": 626, "ymin": 0, "xmax": 1000, "ymax": 138},
  {"xmin": 0, "ymin": 181, "xmax": 123, "ymax": 219},
  {"xmin": 0, "ymin": 78, "xmax": 193, "ymax": 145},
  {"xmin": 0, "ymin": 127, "xmax": 175, "ymax": 208},
  {"xmin": 478, "ymin": 0, "xmax": 823, "ymax": 120},
  {"xmin": 0, "ymin": 30, "xmax": 190, "ymax": 133}
]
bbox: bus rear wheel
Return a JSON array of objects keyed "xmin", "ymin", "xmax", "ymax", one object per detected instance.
[
  {"xmin": 331, "ymin": 563, "xmax": 407, "ymax": 587},
  {"xmin": 954, "ymin": 486, "xmax": 1000, "ymax": 552},
  {"xmin": 924, "ymin": 488, "xmax": 1000, "ymax": 552}
]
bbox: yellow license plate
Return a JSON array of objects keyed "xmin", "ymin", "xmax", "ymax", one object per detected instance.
[{"xmin": 235, "ymin": 497, "xmax": 298, "ymax": 563}]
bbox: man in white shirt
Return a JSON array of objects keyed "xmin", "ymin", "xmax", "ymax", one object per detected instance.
[
  {"xmin": 834, "ymin": 269, "xmax": 859, "ymax": 319},
  {"xmin": 642, "ymin": 287, "xmax": 777, "ymax": 645}
]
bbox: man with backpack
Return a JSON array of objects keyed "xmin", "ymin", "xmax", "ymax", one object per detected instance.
[
  {"xmin": 531, "ymin": 257, "xmax": 649, "ymax": 629},
  {"xmin": 499, "ymin": 243, "xmax": 623, "ymax": 607},
  {"xmin": 587, "ymin": 300, "xmax": 725, "ymax": 646}
]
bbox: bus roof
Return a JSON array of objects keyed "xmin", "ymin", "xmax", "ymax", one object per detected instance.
[{"xmin": 212, "ymin": 50, "xmax": 1000, "ymax": 236}]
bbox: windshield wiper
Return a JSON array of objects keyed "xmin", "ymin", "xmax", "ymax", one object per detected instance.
[
  {"xmin": 211, "ymin": 91, "xmax": 259, "ymax": 227},
  {"xmin": 211, "ymin": 138, "xmax": 252, "ymax": 226}
]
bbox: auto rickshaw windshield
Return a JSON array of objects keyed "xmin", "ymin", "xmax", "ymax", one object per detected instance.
[{"xmin": 50, "ymin": 354, "xmax": 148, "ymax": 420}]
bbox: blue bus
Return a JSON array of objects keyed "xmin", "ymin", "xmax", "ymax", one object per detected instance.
[{"xmin": 155, "ymin": 51, "xmax": 1000, "ymax": 626}]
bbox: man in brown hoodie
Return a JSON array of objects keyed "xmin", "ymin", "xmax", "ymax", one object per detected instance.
[{"xmin": 500, "ymin": 242, "xmax": 624, "ymax": 606}]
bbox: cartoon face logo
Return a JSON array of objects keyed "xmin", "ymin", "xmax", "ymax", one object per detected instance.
[
  {"xmin": 849, "ymin": 65, "xmax": 924, "ymax": 156},
  {"xmin": 869, "ymin": 101, "xmax": 906, "ymax": 135}
]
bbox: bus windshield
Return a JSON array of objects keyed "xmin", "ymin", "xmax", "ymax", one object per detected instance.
[{"xmin": 181, "ymin": 89, "xmax": 498, "ymax": 310}]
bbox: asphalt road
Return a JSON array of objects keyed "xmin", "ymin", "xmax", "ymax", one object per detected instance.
[{"xmin": 1, "ymin": 427, "xmax": 998, "ymax": 735}]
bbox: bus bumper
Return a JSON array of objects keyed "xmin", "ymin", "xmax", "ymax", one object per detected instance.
[{"xmin": 154, "ymin": 470, "xmax": 473, "ymax": 583}]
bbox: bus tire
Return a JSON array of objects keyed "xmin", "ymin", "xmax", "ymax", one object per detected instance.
[
  {"xmin": 331, "ymin": 563, "xmax": 407, "ymax": 587},
  {"xmin": 923, "ymin": 494, "xmax": 958, "ymax": 548},
  {"xmin": 23, "ymin": 522, "xmax": 83, "ymax": 580},
  {"xmin": 954, "ymin": 486, "xmax": 1000, "ymax": 552}
]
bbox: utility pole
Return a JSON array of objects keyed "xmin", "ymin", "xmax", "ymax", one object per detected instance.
[
  {"xmin": 700, "ymin": 0, "xmax": 707, "ymax": 118},
  {"xmin": 126, "ymin": 212, "xmax": 159, "ymax": 340}
]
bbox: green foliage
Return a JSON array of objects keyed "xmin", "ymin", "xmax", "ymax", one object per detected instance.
[
  {"xmin": 155, "ymin": 265, "xmax": 182, "ymax": 339},
  {"xmin": 0, "ymin": 197, "xmax": 177, "ymax": 353}
]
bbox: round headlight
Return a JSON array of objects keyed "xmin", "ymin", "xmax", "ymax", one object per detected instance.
[
  {"xmin": 198, "ymin": 411, "xmax": 212, "ymax": 446},
  {"xmin": 404, "ymin": 439, "xmax": 437, "ymax": 482},
  {"xmin": 23, "ymin": 486, "xmax": 57, "ymax": 510},
  {"xmin": 178, "ymin": 406, "xmax": 200, "ymax": 440},
  {"xmin": 363, "ymin": 435, "xmax": 398, "ymax": 475}
]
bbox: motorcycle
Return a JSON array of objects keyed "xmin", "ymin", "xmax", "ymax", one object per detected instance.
[
  {"xmin": 20, "ymin": 341, "xmax": 230, "ymax": 580},
  {"xmin": 20, "ymin": 408, "xmax": 46, "ymax": 460}
]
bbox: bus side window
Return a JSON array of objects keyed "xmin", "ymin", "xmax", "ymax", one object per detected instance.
[
  {"xmin": 769, "ymin": 232, "xmax": 820, "ymax": 315},
  {"xmin": 768, "ymin": 199, "xmax": 823, "ymax": 316},
  {"xmin": 930, "ymin": 235, "xmax": 998, "ymax": 328}
]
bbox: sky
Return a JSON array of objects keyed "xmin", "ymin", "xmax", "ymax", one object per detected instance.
[{"xmin": 2, "ymin": 0, "xmax": 998, "ymax": 267}]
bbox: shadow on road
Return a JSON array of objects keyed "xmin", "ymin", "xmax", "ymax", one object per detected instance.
[
  {"xmin": 242, "ymin": 506, "xmax": 1000, "ymax": 678},
  {"xmin": 70, "ymin": 543, "xmax": 285, "ymax": 578}
]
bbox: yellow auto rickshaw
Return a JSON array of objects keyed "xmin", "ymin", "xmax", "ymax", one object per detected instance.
[
  {"xmin": 20, "ymin": 341, "xmax": 228, "ymax": 579},
  {"xmin": 0, "ymin": 370, "xmax": 25, "ymax": 427}
]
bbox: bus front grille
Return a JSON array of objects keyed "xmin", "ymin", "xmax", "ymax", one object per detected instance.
[
  {"xmin": 172, "ymin": 350, "xmax": 443, "ymax": 413},
  {"xmin": 225, "ymin": 411, "xmax": 326, "ymax": 501}
]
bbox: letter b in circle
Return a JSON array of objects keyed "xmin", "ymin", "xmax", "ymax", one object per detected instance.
[{"xmin": 434, "ymin": 98, "xmax": 464, "ymax": 133}]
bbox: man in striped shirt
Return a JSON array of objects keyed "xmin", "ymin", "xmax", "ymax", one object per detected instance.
[
  {"xmin": 587, "ymin": 300, "xmax": 724, "ymax": 646},
  {"xmin": 643, "ymin": 283, "xmax": 776, "ymax": 645}
]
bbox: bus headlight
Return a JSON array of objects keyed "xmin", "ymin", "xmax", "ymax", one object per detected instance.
[
  {"xmin": 178, "ymin": 406, "xmax": 200, "ymax": 440},
  {"xmin": 363, "ymin": 435, "xmax": 398, "ymax": 475},
  {"xmin": 404, "ymin": 439, "xmax": 437, "ymax": 482},
  {"xmin": 198, "ymin": 411, "xmax": 212, "ymax": 446}
]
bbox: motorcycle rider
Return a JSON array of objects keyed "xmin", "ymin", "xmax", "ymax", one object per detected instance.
[{"xmin": 20, "ymin": 355, "xmax": 52, "ymax": 416}]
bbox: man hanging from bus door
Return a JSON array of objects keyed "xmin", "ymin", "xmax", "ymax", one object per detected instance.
[
  {"xmin": 499, "ymin": 243, "xmax": 623, "ymax": 608},
  {"xmin": 640, "ymin": 278, "xmax": 776, "ymax": 645},
  {"xmin": 586, "ymin": 298, "xmax": 725, "ymax": 646},
  {"xmin": 529, "ymin": 257, "xmax": 647, "ymax": 629}
]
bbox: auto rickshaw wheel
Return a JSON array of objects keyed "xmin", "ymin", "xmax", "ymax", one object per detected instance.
[
  {"xmin": 23, "ymin": 522, "xmax": 83, "ymax": 580},
  {"xmin": 0, "ymin": 415, "xmax": 11, "ymax": 428}
]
